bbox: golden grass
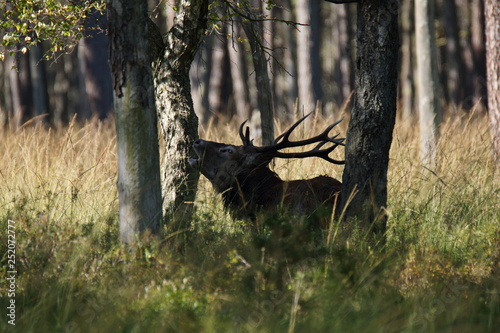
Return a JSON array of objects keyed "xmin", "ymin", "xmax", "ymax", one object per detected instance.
[
  {"xmin": 0, "ymin": 112, "xmax": 498, "ymax": 332},
  {"xmin": 0, "ymin": 118, "xmax": 118, "ymax": 232},
  {"xmin": 1, "ymin": 112, "xmax": 496, "ymax": 233}
]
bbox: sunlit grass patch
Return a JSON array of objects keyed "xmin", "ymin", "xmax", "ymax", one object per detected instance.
[{"xmin": 0, "ymin": 119, "xmax": 118, "ymax": 229}]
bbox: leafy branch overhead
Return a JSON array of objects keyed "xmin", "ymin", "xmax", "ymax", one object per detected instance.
[
  {"xmin": 1, "ymin": 0, "xmax": 296, "ymax": 62},
  {"xmin": 1, "ymin": 0, "xmax": 105, "ymax": 59}
]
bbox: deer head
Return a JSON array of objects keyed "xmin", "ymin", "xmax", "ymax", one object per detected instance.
[{"xmin": 189, "ymin": 113, "xmax": 345, "ymax": 219}]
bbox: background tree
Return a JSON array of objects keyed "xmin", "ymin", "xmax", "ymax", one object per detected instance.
[
  {"xmin": 296, "ymin": 0, "xmax": 323, "ymax": 116},
  {"xmin": 208, "ymin": 7, "xmax": 231, "ymax": 124},
  {"xmin": 5, "ymin": 51, "xmax": 32, "ymax": 127},
  {"xmin": 338, "ymin": 0, "xmax": 399, "ymax": 235},
  {"xmin": 415, "ymin": 0, "xmax": 441, "ymax": 167},
  {"xmin": 336, "ymin": 3, "xmax": 354, "ymax": 105},
  {"xmin": 239, "ymin": 0, "xmax": 275, "ymax": 145},
  {"xmin": 415, "ymin": 0, "xmax": 442, "ymax": 167},
  {"xmin": 471, "ymin": 0, "xmax": 487, "ymax": 109},
  {"xmin": 108, "ymin": 0, "xmax": 163, "ymax": 243},
  {"xmin": 443, "ymin": 0, "xmax": 464, "ymax": 107},
  {"xmin": 78, "ymin": 8, "xmax": 113, "ymax": 120},
  {"xmin": 1, "ymin": 0, "xmax": 490, "ymax": 129},
  {"xmin": 226, "ymin": 23, "xmax": 251, "ymax": 125},
  {"xmin": 399, "ymin": 0, "xmax": 414, "ymax": 121},
  {"xmin": 29, "ymin": 42, "xmax": 50, "ymax": 123},
  {"xmin": 485, "ymin": 0, "xmax": 500, "ymax": 174}
]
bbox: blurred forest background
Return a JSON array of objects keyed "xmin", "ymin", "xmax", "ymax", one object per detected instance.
[{"xmin": 0, "ymin": 0, "xmax": 490, "ymax": 130}]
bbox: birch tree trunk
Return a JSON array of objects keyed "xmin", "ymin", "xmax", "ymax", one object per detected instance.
[
  {"xmin": 154, "ymin": 0, "xmax": 208, "ymax": 227},
  {"xmin": 108, "ymin": 0, "xmax": 163, "ymax": 244},
  {"xmin": 415, "ymin": 0, "xmax": 442, "ymax": 167},
  {"xmin": 485, "ymin": 0, "xmax": 500, "ymax": 173}
]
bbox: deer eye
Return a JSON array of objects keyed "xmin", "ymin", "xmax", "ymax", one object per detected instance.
[{"xmin": 220, "ymin": 148, "xmax": 233, "ymax": 154}]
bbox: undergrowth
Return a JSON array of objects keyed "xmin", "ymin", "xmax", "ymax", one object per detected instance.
[{"xmin": 0, "ymin": 114, "xmax": 499, "ymax": 332}]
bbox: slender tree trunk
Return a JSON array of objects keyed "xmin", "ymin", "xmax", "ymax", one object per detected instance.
[
  {"xmin": 154, "ymin": 0, "xmax": 208, "ymax": 226},
  {"xmin": 227, "ymin": 24, "xmax": 251, "ymax": 124},
  {"xmin": 457, "ymin": 0, "xmax": 476, "ymax": 110},
  {"xmin": 330, "ymin": 6, "xmax": 342, "ymax": 106},
  {"xmin": 77, "ymin": 46, "xmax": 91, "ymax": 120},
  {"xmin": 53, "ymin": 56, "xmax": 70, "ymax": 128},
  {"xmin": 400, "ymin": 0, "xmax": 415, "ymax": 121},
  {"xmin": 340, "ymin": 0, "xmax": 399, "ymax": 235},
  {"xmin": 79, "ymin": 9, "xmax": 113, "ymax": 120},
  {"xmin": 108, "ymin": 0, "xmax": 163, "ymax": 244},
  {"xmin": 337, "ymin": 3, "xmax": 353, "ymax": 104},
  {"xmin": 471, "ymin": 0, "xmax": 487, "ymax": 109},
  {"xmin": 29, "ymin": 43, "xmax": 50, "ymax": 124},
  {"xmin": 242, "ymin": 1, "xmax": 274, "ymax": 145},
  {"xmin": 0, "ymin": 60, "xmax": 6, "ymax": 129},
  {"xmin": 485, "ymin": 0, "xmax": 500, "ymax": 173},
  {"xmin": 207, "ymin": 6, "xmax": 226, "ymax": 122},
  {"xmin": 296, "ymin": 0, "xmax": 323, "ymax": 115},
  {"xmin": 67, "ymin": 52, "xmax": 81, "ymax": 123},
  {"xmin": 415, "ymin": 0, "xmax": 442, "ymax": 167},
  {"xmin": 263, "ymin": 5, "xmax": 278, "ymax": 120},
  {"xmin": 283, "ymin": 0, "xmax": 298, "ymax": 120},
  {"xmin": 190, "ymin": 35, "xmax": 212, "ymax": 125},
  {"xmin": 8, "ymin": 52, "xmax": 32, "ymax": 128},
  {"xmin": 208, "ymin": 28, "xmax": 231, "ymax": 120},
  {"xmin": 443, "ymin": 0, "xmax": 464, "ymax": 107}
]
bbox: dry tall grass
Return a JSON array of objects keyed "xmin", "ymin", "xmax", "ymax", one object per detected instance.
[
  {"xmin": 1, "ymin": 113, "xmax": 497, "ymax": 243},
  {"xmin": 0, "ymin": 112, "xmax": 498, "ymax": 332},
  {"xmin": 0, "ymin": 118, "xmax": 118, "ymax": 234}
]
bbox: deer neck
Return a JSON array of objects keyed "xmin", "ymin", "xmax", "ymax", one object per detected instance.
[{"xmin": 222, "ymin": 166, "xmax": 283, "ymax": 218}]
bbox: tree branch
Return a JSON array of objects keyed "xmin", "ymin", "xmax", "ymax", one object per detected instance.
[
  {"xmin": 224, "ymin": 1, "xmax": 294, "ymax": 77},
  {"xmin": 224, "ymin": 1, "xmax": 305, "ymax": 29},
  {"xmin": 323, "ymin": 0, "xmax": 358, "ymax": 3}
]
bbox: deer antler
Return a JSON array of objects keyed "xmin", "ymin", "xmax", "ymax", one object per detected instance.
[
  {"xmin": 239, "ymin": 120, "xmax": 253, "ymax": 146},
  {"xmin": 240, "ymin": 113, "xmax": 345, "ymax": 164}
]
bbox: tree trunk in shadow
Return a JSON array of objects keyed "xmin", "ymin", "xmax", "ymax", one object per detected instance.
[
  {"xmin": 241, "ymin": 0, "xmax": 275, "ymax": 145},
  {"xmin": 108, "ymin": 0, "xmax": 163, "ymax": 244},
  {"xmin": 340, "ymin": 0, "xmax": 399, "ymax": 237}
]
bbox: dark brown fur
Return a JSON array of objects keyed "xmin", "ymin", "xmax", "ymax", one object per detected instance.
[{"xmin": 189, "ymin": 139, "xmax": 342, "ymax": 222}]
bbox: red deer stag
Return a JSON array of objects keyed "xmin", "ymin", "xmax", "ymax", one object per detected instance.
[{"xmin": 189, "ymin": 113, "xmax": 344, "ymax": 223}]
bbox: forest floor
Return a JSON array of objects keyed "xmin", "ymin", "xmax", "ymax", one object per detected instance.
[{"xmin": 1, "ymin": 113, "xmax": 499, "ymax": 332}]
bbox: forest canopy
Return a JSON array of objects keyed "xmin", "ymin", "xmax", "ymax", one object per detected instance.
[{"xmin": 1, "ymin": 0, "xmax": 105, "ymax": 59}]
